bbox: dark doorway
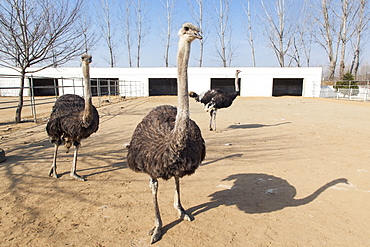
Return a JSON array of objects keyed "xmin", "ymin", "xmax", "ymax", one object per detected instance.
[
  {"xmin": 91, "ymin": 78, "xmax": 119, "ymax": 96},
  {"xmin": 272, "ymin": 78, "xmax": 303, "ymax": 96},
  {"xmin": 31, "ymin": 78, "xmax": 58, "ymax": 96},
  {"xmin": 211, "ymin": 78, "xmax": 241, "ymax": 95},
  {"xmin": 149, "ymin": 78, "xmax": 177, "ymax": 96}
]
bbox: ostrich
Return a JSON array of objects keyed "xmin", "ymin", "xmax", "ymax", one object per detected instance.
[
  {"xmin": 127, "ymin": 23, "xmax": 205, "ymax": 244},
  {"xmin": 189, "ymin": 69, "xmax": 241, "ymax": 131},
  {"xmin": 46, "ymin": 54, "xmax": 99, "ymax": 181}
]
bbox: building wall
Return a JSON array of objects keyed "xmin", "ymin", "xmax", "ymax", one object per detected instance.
[{"xmin": 0, "ymin": 67, "xmax": 322, "ymax": 97}]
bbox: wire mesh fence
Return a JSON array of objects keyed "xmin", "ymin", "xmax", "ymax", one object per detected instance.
[
  {"xmin": 0, "ymin": 74, "xmax": 144, "ymax": 123},
  {"xmin": 319, "ymin": 80, "xmax": 370, "ymax": 102}
]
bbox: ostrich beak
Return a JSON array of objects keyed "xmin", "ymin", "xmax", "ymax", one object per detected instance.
[{"xmin": 194, "ymin": 32, "xmax": 202, "ymax": 40}]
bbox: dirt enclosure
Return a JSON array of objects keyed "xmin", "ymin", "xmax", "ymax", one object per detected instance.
[{"xmin": 0, "ymin": 96, "xmax": 369, "ymax": 246}]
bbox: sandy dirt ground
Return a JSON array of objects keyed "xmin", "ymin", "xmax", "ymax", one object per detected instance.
[{"xmin": 0, "ymin": 96, "xmax": 370, "ymax": 247}]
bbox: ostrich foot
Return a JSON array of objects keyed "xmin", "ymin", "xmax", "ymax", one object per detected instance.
[
  {"xmin": 70, "ymin": 172, "xmax": 86, "ymax": 181},
  {"xmin": 48, "ymin": 167, "xmax": 58, "ymax": 178},
  {"xmin": 176, "ymin": 206, "xmax": 194, "ymax": 221},
  {"xmin": 148, "ymin": 226, "xmax": 162, "ymax": 244}
]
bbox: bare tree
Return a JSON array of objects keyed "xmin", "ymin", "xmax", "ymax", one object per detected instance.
[
  {"xmin": 121, "ymin": 0, "xmax": 133, "ymax": 67},
  {"xmin": 81, "ymin": 2, "xmax": 99, "ymax": 55},
  {"xmin": 242, "ymin": 0, "xmax": 257, "ymax": 67},
  {"xmin": 299, "ymin": 6, "xmax": 314, "ymax": 68},
  {"xmin": 0, "ymin": 0, "xmax": 86, "ymax": 123},
  {"xmin": 97, "ymin": 0, "xmax": 118, "ymax": 67},
  {"xmin": 287, "ymin": 1, "xmax": 313, "ymax": 67},
  {"xmin": 132, "ymin": 0, "xmax": 148, "ymax": 67},
  {"xmin": 260, "ymin": 0, "xmax": 294, "ymax": 67},
  {"xmin": 350, "ymin": 0, "xmax": 370, "ymax": 78},
  {"xmin": 288, "ymin": 37, "xmax": 302, "ymax": 67},
  {"xmin": 160, "ymin": 0, "xmax": 176, "ymax": 67},
  {"xmin": 188, "ymin": 0, "xmax": 206, "ymax": 67},
  {"xmin": 289, "ymin": 30, "xmax": 313, "ymax": 67},
  {"xmin": 313, "ymin": 0, "xmax": 341, "ymax": 80},
  {"xmin": 337, "ymin": 0, "xmax": 355, "ymax": 79},
  {"xmin": 213, "ymin": 0, "xmax": 235, "ymax": 67}
]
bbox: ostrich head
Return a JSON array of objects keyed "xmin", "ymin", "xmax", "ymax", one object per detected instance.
[
  {"xmin": 81, "ymin": 54, "xmax": 92, "ymax": 64},
  {"xmin": 236, "ymin": 70, "xmax": 242, "ymax": 75},
  {"xmin": 178, "ymin": 23, "xmax": 202, "ymax": 41}
]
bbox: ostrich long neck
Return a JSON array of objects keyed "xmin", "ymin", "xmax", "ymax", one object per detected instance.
[
  {"xmin": 235, "ymin": 71, "xmax": 240, "ymax": 92},
  {"xmin": 172, "ymin": 37, "xmax": 191, "ymax": 150},
  {"xmin": 82, "ymin": 61, "xmax": 93, "ymax": 125}
]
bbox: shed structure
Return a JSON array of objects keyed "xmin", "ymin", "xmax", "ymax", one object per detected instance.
[{"xmin": 0, "ymin": 67, "xmax": 322, "ymax": 97}]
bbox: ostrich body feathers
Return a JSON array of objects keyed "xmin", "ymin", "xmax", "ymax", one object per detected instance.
[
  {"xmin": 127, "ymin": 105, "xmax": 205, "ymax": 180},
  {"xmin": 46, "ymin": 94, "xmax": 99, "ymax": 149},
  {"xmin": 190, "ymin": 89, "xmax": 238, "ymax": 110}
]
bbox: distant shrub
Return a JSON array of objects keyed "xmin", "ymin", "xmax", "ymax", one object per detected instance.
[{"xmin": 333, "ymin": 72, "xmax": 359, "ymax": 96}]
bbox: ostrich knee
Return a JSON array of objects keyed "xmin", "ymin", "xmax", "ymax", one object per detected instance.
[
  {"xmin": 149, "ymin": 178, "xmax": 162, "ymax": 244},
  {"xmin": 70, "ymin": 142, "xmax": 85, "ymax": 181},
  {"xmin": 49, "ymin": 143, "xmax": 60, "ymax": 178},
  {"xmin": 174, "ymin": 176, "xmax": 193, "ymax": 221}
]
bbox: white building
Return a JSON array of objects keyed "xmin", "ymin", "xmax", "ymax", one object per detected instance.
[{"xmin": 0, "ymin": 67, "xmax": 322, "ymax": 97}]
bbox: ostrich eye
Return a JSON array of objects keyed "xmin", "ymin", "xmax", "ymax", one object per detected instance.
[{"xmin": 184, "ymin": 27, "xmax": 189, "ymax": 31}]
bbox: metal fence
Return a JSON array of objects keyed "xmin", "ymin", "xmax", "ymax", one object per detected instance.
[
  {"xmin": 0, "ymin": 74, "xmax": 144, "ymax": 123},
  {"xmin": 320, "ymin": 80, "xmax": 370, "ymax": 102}
]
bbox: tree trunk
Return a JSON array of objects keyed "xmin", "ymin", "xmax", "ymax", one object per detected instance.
[
  {"xmin": 321, "ymin": 0, "xmax": 337, "ymax": 80},
  {"xmin": 187, "ymin": 0, "xmax": 205, "ymax": 67},
  {"xmin": 15, "ymin": 71, "xmax": 26, "ymax": 123},
  {"xmin": 350, "ymin": 0, "xmax": 367, "ymax": 79},
  {"xmin": 125, "ymin": 0, "xmax": 133, "ymax": 67},
  {"xmin": 244, "ymin": 0, "xmax": 256, "ymax": 66},
  {"xmin": 338, "ymin": 0, "xmax": 349, "ymax": 79},
  {"xmin": 164, "ymin": 7, "xmax": 171, "ymax": 67},
  {"xmin": 199, "ymin": 39, "xmax": 204, "ymax": 67}
]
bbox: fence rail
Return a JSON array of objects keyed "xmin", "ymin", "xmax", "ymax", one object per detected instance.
[{"xmin": 0, "ymin": 74, "xmax": 144, "ymax": 123}]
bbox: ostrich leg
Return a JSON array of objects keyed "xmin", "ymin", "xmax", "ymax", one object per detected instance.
[
  {"xmin": 213, "ymin": 109, "xmax": 217, "ymax": 131},
  {"xmin": 209, "ymin": 110, "xmax": 214, "ymax": 131},
  {"xmin": 49, "ymin": 143, "xmax": 60, "ymax": 178},
  {"xmin": 209, "ymin": 109, "xmax": 217, "ymax": 131},
  {"xmin": 174, "ymin": 176, "xmax": 193, "ymax": 221},
  {"xmin": 148, "ymin": 178, "xmax": 162, "ymax": 244},
  {"xmin": 70, "ymin": 142, "xmax": 85, "ymax": 181}
]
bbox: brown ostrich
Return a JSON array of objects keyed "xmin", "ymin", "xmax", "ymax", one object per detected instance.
[
  {"xmin": 189, "ymin": 69, "xmax": 241, "ymax": 131},
  {"xmin": 46, "ymin": 54, "xmax": 99, "ymax": 181},
  {"xmin": 127, "ymin": 23, "xmax": 205, "ymax": 244}
]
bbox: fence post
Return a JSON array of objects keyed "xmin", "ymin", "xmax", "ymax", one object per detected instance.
[
  {"xmin": 53, "ymin": 78, "xmax": 58, "ymax": 97},
  {"xmin": 29, "ymin": 75, "xmax": 37, "ymax": 123},
  {"xmin": 61, "ymin": 77, "xmax": 64, "ymax": 96},
  {"xmin": 108, "ymin": 79, "xmax": 111, "ymax": 102},
  {"xmin": 97, "ymin": 78, "xmax": 101, "ymax": 107},
  {"xmin": 73, "ymin": 78, "xmax": 76, "ymax": 95}
]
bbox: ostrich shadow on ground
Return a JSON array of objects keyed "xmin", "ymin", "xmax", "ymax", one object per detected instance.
[
  {"xmin": 42, "ymin": 144, "xmax": 128, "ymax": 180},
  {"xmin": 163, "ymin": 174, "xmax": 347, "ymax": 235},
  {"xmin": 228, "ymin": 122, "xmax": 291, "ymax": 129},
  {"xmin": 57, "ymin": 161, "xmax": 127, "ymax": 179},
  {"xmin": 187, "ymin": 173, "xmax": 348, "ymax": 216}
]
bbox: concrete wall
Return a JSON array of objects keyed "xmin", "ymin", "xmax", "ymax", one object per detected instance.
[{"xmin": 0, "ymin": 67, "xmax": 322, "ymax": 97}]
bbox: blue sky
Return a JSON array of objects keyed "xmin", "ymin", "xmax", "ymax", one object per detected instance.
[{"xmin": 64, "ymin": 0, "xmax": 367, "ymax": 72}]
